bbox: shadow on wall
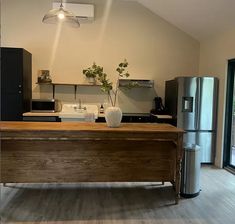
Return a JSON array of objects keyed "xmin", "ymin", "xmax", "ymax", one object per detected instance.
[{"xmin": 118, "ymin": 87, "xmax": 157, "ymax": 113}]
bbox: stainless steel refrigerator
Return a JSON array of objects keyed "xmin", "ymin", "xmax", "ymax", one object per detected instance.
[{"xmin": 165, "ymin": 77, "xmax": 218, "ymax": 163}]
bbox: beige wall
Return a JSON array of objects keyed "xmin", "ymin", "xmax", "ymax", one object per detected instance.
[
  {"xmin": 199, "ymin": 30, "xmax": 235, "ymax": 167},
  {"xmin": 1, "ymin": 0, "xmax": 199, "ymax": 113}
]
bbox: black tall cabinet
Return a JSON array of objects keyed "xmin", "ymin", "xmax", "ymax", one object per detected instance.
[{"xmin": 1, "ymin": 48, "xmax": 32, "ymax": 121}]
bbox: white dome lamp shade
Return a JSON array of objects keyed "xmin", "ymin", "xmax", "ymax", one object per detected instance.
[{"xmin": 42, "ymin": 0, "xmax": 80, "ymax": 28}]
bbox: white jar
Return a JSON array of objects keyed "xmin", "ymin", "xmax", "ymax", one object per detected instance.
[{"xmin": 105, "ymin": 107, "xmax": 122, "ymax": 128}]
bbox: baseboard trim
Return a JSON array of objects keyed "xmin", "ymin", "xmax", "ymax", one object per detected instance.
[{"xmin": 224, "ymin": 166, "xmax": 235, "ymax": 175}]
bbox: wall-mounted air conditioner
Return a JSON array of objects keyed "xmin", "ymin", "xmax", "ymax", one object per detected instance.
[{"xmin": 53, "ymin": 2, "xmax": 95, "ymax": 21}]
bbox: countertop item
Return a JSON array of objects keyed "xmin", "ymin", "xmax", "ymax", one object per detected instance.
[
  {"xmin": 23, "ymin": 104, "xmax": 99, "ymax": 121},
  {"xmin": 31, "ymin": 99, "xmax": 61, "ymax": 112},
  {"xmin": 58, "ymin": 104, "xmax": 98, "ymax": 122}
]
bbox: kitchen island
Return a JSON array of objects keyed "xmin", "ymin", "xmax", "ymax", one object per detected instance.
[{"xmin": 0, "ymin": 122, "xmax": 184, "ymax": 204}]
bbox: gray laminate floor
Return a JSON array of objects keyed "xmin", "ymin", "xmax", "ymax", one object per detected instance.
[{"xmin": 1, "ymin": 166, "xmax": 235, "ymax": 224}]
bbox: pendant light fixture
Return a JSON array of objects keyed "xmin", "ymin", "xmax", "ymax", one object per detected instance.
[{"xmin": 42, "ymin": 0, "xmax": 80, "ymax": 28}]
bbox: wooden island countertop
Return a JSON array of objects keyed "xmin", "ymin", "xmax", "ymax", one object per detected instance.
[
  {"xmin": 0, "ymin": 121, "xmax": 182, "ymax": 133},
  {"xmin": 0, "ymin": 122, "xmax": 184, "ymax": 204}
]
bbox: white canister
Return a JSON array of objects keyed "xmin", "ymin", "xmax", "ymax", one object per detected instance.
[{"xmin": 105, "ymin": 107, "xmax": 122, "ymax": 128}]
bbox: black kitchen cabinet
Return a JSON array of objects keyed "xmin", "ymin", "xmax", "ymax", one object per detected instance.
[{"xmin": 1, "ymin": 48, "xmax": 32, "ymax": 121}]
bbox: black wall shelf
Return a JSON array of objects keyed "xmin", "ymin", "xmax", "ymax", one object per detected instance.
[
  {"xmin": 119, "ymin": 79, "xmax": 154, "ymax": 88},
  {"xmin": 36, "ymin": 82, "xmax": 101, "ymax": 99}
]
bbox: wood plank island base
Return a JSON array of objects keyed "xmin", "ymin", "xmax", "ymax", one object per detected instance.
[{"xmin": 0, "ymin": 122, "xmax": 184, "ymax": 204}]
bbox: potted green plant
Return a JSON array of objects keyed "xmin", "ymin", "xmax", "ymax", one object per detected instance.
[{"xmin": 82, "ymin": 63, "xmax": 101, "ymax": 84}]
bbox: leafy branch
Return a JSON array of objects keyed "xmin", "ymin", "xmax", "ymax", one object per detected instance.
[
  {"xmin": 83, "ymin": 63, "xmax": 103, "ymax": 78},
  {"xmin": 83, "ymin": 59, "xmax": 133, "ymax": 107}
]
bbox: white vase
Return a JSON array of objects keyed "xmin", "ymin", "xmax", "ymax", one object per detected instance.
[{"xmin": 105, "ymin": 107, "xmax": 122, "ymax": 128}]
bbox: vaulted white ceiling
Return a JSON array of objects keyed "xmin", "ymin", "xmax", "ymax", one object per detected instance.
[
  {"xmin": 63, "ymin": 0, "xmax": 235, "ymax": 40},
  {"xmin": 127, "ymin": 0, "xmax": 235, "ymax": 40}
]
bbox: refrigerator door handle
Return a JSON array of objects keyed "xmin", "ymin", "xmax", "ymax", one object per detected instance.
[
  {"xmin": 197, "ymin": 78, "xmax": 202, "ymax": 130},
  {"xmin": 195, "ymin": 78, "xmax": 200, "ymax": 130}
]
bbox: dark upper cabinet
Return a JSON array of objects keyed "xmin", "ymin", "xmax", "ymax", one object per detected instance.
[{"xmin": 1, "ymin": 47, "xmax": 32, "ymax": 121}]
